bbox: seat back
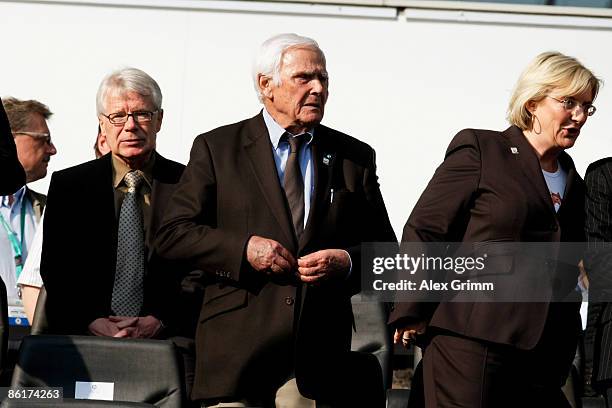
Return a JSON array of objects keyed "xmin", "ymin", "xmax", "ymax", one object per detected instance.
[
  {"xmin": 0, "ymin": 277, "xmax": 8, "ymax": 379},
  {"xmin": 1, "ymin": 399, "xmax": 155, "ymax": 407},
  {"xmin": 11, "ymin": 335, "xmax": 184, "ymax": 408},
  {"xmin": 350, "ymin": 296, "xmax": 393, "ymax": 389}
]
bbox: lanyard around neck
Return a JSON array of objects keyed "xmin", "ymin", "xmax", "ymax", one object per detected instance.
[{"xmin": 0, "ymin": 200, "xmax": 27, "ymax": 278}]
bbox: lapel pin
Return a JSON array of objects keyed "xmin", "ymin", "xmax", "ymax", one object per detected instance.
[
  {"xmin": 323, "ymin": 153, "xmax": 333, "ymax": 166},
  {"xmin": 510, "ymin": 147, "xmax": 519, "ymax": 155}
]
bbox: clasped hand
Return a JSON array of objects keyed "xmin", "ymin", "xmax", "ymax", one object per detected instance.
[
  {"xmin": 246, "ymin": 235, "xmax": 350, "ymax": 283},
  {"xmin": 88, "ymin": 315, "xmax": 162, "ymax": 338}
]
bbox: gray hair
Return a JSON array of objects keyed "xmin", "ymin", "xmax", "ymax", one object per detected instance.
[
  {"xmin": 252, "ymin": 33, "xmax": 325, "ymax": 102},
  {"xmin": 96, "ymin": 67, "xmax": 162, "ymax": 115}
]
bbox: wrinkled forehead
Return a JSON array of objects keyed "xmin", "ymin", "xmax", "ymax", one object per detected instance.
[
  {"xmin": 103, "ymin": 87, "xmax": 155, "ymax": 111},
  {"xmin": 281, "ymin": 45, "xmax": 327, "ymax": 68}
]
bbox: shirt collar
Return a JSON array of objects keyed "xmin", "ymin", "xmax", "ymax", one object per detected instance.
[
  {"xmin": 262, "ymin": 107, "xmax": 314, "ymax": 148},
  {"xmin": 112, "ymin": 153, "xmax": 155, "ymax": 190},
  {"xmin": 0, "ymin": 186, "xmax": 26, "ymax": 208}
]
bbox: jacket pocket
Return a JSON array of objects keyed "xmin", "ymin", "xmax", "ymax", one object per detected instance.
[{"xmin": 199, "ymin": 284, "xmax": 248, "ymax": 323}]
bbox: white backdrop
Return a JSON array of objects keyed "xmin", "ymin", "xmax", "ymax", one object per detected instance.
[{"xmin": 2, "ymin": 0, "xmax": 612, "ymax": 238}]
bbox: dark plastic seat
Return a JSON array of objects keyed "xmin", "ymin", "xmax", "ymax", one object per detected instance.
[
  {"xmin": 1, "ymin": 399, "xmax": 155, "ymax": 407},
  {"xmin": 11, "ymin": 335, "xmax": 184, "ymax": 407},
  {"xmin": 351, "ymin": 295, "xmax": 393, "ymax": 389},
  {"xmin": 0, "ymin": 277, "xmax": 7, "ymax": 379}
]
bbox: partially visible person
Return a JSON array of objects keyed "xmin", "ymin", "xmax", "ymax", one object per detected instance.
[
  {"xmin": 93, "ymin": 124, "xmax": 108, "ymax": 158},
  {"xmin": 0, "ymin": 97, "xmax": 56, "ymax": 325},
  {"xmin": 19, "ymin": 128, "xmax": 111, "ymax": 323},
  {"xmin": 390, "ymin": 51, "xmax": 600, "ymax": 407},
  {"xmin": 0, "ymin": 100, "xmax": 25, "ymax": 194},
  {"xmin": 584, "ymin": 158, "xmax": 612, "ymax": 407}
]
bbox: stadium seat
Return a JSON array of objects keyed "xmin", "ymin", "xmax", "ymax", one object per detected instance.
[
  {"xmin": 1, "ymin": 399, "xmax": 154, "ymax": 407},
  {"xmin": 0, "ymin": 278, "xmax": 7, "ymax": 379},
  {"xmin": 10, "ymin": 335, "xmax": 185, "ymax": 407},
  {"xmin": 351, "ymin": 295, "xmax": 393, "ymax": 389}
]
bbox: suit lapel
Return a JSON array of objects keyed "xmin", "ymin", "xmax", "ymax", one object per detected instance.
[
  {"xmin": 88, "ymin": 154, "xmax": 119, "ymax": 278},
  {"xmin": 502, "ymin": 126, "xmax": 556, "ymax": 215},
  {"xmin": 243, "ymin": 114, "xmax": 296, "ymax": 248}
]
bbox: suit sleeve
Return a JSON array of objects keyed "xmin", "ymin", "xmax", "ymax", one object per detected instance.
[
  {"xmin": 389, "ymin": 129, "xmax": 481, "ymax": 327},
  {"xmin": 584, "ymin": 163, "xmax": 612, "ymax": 300},
  {"xmin": 155, "ymin": 135, "xmax": 252, "ymax": 283},
  {"xmin": 0, "ymin": 100, "xmax": 25, "ymax": 194}
]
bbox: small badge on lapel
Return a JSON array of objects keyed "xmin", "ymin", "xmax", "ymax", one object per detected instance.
[
  {"xmin": 510, "ymin": 147, "xmax": 519, "ymax": 155},
  {"xmin": 323, "ymin": 153, "xmax": 333, "ymax": 166}
]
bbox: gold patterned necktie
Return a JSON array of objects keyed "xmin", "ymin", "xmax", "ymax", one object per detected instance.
[
  {"xmin": 111, "ymin": 170, "xmax": 145, "ymax": 316},
  {"xmin": 283, "ymin": 134, "xmax": 306, "ymax": 238}
]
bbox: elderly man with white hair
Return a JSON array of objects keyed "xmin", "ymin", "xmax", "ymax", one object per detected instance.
[{"xmin": 156, "ymin": 33, "xmax": 396, "ymax": 407}]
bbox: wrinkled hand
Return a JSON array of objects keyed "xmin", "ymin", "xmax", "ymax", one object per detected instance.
[
  {"xmin": 246, "ymin": 235, "xmax": 296, "ymax": 275},
  {"xmin": 297, "ymin": 249, "xmax": 350, "ymax": 283},
  {"xmin": 394, "ymin": 321, "xmax": 427, "ymax": 349},
  {"xmin": 110, "ymin": 315, "xmax": 162, "ymax": 339}
]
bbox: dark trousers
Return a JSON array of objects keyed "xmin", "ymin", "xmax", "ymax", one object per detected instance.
[{"xmin": 414, "ymin": 332, "xmax": 574, "ymax": 408}]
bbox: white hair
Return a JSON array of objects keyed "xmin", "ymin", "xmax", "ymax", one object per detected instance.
[
  {"xmin": 252, "ymin": 33, "xmax": 325, "ymax": 102},
  {"xmin": 96, "ymin": 67, "xmax": 163, "ymax": 115}
]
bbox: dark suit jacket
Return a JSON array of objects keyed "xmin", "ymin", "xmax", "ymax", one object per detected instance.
[
  {"xmin": 0, "ymin": 100, "xmax": 25, "ymax": 194},
  {"xmin": 389, "ymin": 126, "xmax": 584, "ymax": 362},
  {"xmin": 40, "ymin": 152, "xmax": 194, "ymax": 336},
  {"xmin": 584, "ymin": 158, "xmax": 612, "ymax": 387},
  {"xmin": 155, "ymin": 112, "xmax": 396, "ymax": 401}
]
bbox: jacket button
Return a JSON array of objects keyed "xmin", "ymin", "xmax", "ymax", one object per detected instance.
[{"xmin": 285, "ymin": 297, "xmax": 295, "ymax": 306}]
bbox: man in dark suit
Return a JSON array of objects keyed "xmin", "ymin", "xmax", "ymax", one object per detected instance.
[
  {"xmin": 155, "ymin": 33, "xmax": 396, "ymax": 407},
  {"xmin": 584, "ymin": 158, "xmax": 612, "ymax": 407},
  {"xmin": 40, "ymin": 67, "xmax": 194, "ymax": 339},
  {"xmin": 0, "ymin": 100, "xmax": 25, "ymax": 194}
]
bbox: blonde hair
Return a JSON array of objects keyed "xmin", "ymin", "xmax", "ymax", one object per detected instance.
[{"xmin": 507, "ymin": 51, "xmax": 602, "ymax": 130}]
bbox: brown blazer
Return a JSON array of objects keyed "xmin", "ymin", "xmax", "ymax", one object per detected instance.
[
  {"xmin": 155, "ymin": 112, "xmax": 396, "ymax": 401},
  {"xmin": 389, "ymin": 126, "xmax": 584, "ymax": 355}
]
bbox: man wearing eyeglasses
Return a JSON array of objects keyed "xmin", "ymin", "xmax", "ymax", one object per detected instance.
[
  {"xmin": 40, "ymin": 68, "xmax": 199, "ymax": 343},
  {"xmin": 0, "ymin": 97, "xmax": 56, "ymax": 325}
]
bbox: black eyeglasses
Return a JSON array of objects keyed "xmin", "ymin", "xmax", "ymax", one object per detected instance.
[
  {"xmin": 102, "ymin": 110, "xmax": 158, "ymax": 126},
  {"xmin": 13, "ymin": 131, "xmax": 53, "ymax": 145},
  {"xmin": 547, "ymin": 96, "xmax": 596, "ymax": 117}
]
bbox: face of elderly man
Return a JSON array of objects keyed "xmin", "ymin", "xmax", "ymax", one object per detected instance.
[
  {"xmin": 260, "ymin": 46, "xmax": 329, "ymax": 135},
  {"xmin": 14, "ymin": 112, "xmax": 57, "ymax": 183},
  {"xmin": 99, "ymin": 90, "xmax": 162, "ymax": 168}
]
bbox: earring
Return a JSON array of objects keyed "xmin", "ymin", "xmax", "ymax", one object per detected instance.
[{"xmin": 532, "ymin": 114, "xmax": 542, "ymax": 135}]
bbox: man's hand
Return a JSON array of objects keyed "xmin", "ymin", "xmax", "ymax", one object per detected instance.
[
  {"xmin": 246, "ymin": 235, "xmax": 296, "ymax": 275},
  {"xmin": 110, "ymin": 315, "xmax": 163, "ymax": 339},
  {"xmin": 394, "ymin": 321, "xmax": 427, "ymax": 349},
  {"xmin": 88, "ymin": 317, "xmax": 124, "ymax": 337},
  {"xmin": 297, "ymin": 249, "xmax": 350, "ymax": 283}
]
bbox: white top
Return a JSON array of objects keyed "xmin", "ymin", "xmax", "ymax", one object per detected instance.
[
  {"xmin": 542, "ymin": 162, "xmax": 567, "ymax": 213},
  {"xmin": 0, "ymin": 187, "xmax": 38, "ymax": 300},
  {"xmin": 17, "ymin": 211, "xmax": 44, "ymax": 289}
]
